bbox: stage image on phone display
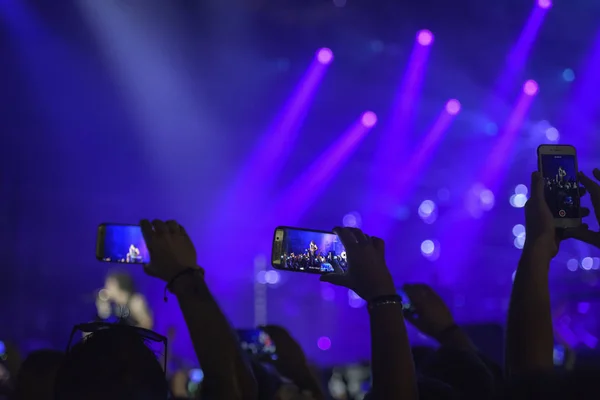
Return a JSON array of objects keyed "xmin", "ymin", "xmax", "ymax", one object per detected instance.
[
  {"xmin": 272, "ymin": 227, "xmax": 347, "ymax": 274},
  {"xmin": 540, "ymin": 154, "xmax": 580, "ymax": 220},
  {"xmin": 96, "ymin": 224, "xmax": 150, "ymax": 264},
  {"xmin": 237, "ymin": 329, "xmax": 277, "ymax": 361}
]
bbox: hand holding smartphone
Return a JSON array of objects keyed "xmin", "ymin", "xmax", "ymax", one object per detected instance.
[
  {"xmin": 271, "ymin": 226, "xmax": 347, "ymax": 274},
  {"xmin": 537, "ymin": 145, "xmax": 582, "ymax": 228},
  {"xmin": 96, "ymin": 223, "xmax": 150, "ymax": 264},
  {"xmin": 236, "ymin": 329, "xmax": 277, "ymax": 361}
]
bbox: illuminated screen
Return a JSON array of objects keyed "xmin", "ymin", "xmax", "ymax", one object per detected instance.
[
  {"xmin": 99, "ymin": 224, "xmax": 150, "ymax": 263},
  {"xmin": 540, "ymin": 154, "xmax": 580, "ymax": 219},
  {"xmin": 237, "ymin": 329, "xmax": 277, "ymax": 360},
  {"xmin": 280, "ymin": 228, "xmax": 347, "ymax": 273}
]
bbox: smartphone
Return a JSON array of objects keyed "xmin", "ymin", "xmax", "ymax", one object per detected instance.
[
  {"xmin": 537, "ymin": 145, "xmax": 581, "ymax": 228},
  {"xmin": 237, "ymin": 329, "xmax": 277, "ymax": 361},
  {"xmin": 271, "ymin": 226, "xmax": 347, "ymax": 274},
  {"xmin": 96, "ymin": 223, "xmax": 150, "ymax": 264}
]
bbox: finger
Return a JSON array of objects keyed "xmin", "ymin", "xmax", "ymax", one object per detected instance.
[
  {"xmin": 165, "ymin": 220, "xmax": 180, "ymax": 235},
  {"xmin": 579, "ymin": 172, "xmax": 600, "ymax": 219},
  {"xmin": 579, "ymin": 186, "xmax": 587, "ymax": 198},
  {"xmin": 562, "ymin": 226, "xmax": 600, "ymax": 246},
  {"xmin": 348, "ymin": 228, "xmax": 369, "ymax": 244},
  {"xmin": 529, "ymin": 171, "xmax": 544, "ymax": 200},
  {"xmin": 581, "ymin": 207, "xmax": 591, "ymax": 218},
  {"xmin": 330, "ymin": 259, "xmax": 345, "ymax": 274},
  {"xmin": 152, "ymin": 219, "xmax": 168, "ymax": 235},
  {"xmin": 333, "ymin": 227, "xmax": 358, "ymax": 248},
  {"xmin": 320, "ymin": 273, "xmax": 349, "ymax": 288},
  {"xmin": 140, "ymin": 219, "xmax": 154, "ymax": 247},
  {"xmin": 593, "ymin": 168, "xmax": 600, "ymax": 182}
]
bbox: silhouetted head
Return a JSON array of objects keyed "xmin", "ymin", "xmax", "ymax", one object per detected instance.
[
  {"xmin": 15, "ymin": 349, "xmax": 63, "ymax": 400},
  {"xmin": 55, "ymin": 326, "xmax": 168, "ymax": 400}
]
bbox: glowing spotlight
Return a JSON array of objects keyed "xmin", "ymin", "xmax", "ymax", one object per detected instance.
[
  {"xmin": 537, "ymin": 0, "xmax": 552, "ymax": 9},
  {"xmin": 361, "ymin": 111, "xmax": 378, "ymax": 128},
  {"xmin": 545, "ymin": 127, "xmax": 559, "ymax": 142},
  {"xmin": 445, "ymin": 99, "xmax": 461, "ymax": 115},
  {"xmin": 510, "ymin": 194, "xmax": 528, "ymax": 208},
  {"xmin": 342, "ymin": 211, "xmax": 362, "ymax": 228},
  {"xmin": 317, "ymin": 336, "xmax": 332, "ymax": 351},
  {"xmin": 582, "ymin": 257, "xmax": 594, "ymax": 270},
  {"xmin": 562, "ymin": 68, "xmax": 575, "ymax": 82},
  {"xmin": 421, "ymin": 240, "xmax": 435, "ymax": 255},
  {"xmin": 592, "ymin": 258, "xmax": 600, "ymax": 270},
  {"xmin": 512, "ymin": 224, "xmax": 526, "ymax": 237},
  {"xmin": 264, "ymin": 270, "xmax": 280, "ymax": 284},
  {"xmin": 567, "ymin": 258, "xmax": 579, "ymax": 271},
  {"xmin": 523, "ymin": 80, "xmax": 539, "ymax": 96},
  {"xmin": 514, "ymin": 184, "xmax": 528, "ymax": 196},
  {"xmin": 416, "ymin": 29, "xmax": 434, "ymax": 46},
  {"xmin": 316, "ymin": 48, "xmax": 334, "ymax": 64}
]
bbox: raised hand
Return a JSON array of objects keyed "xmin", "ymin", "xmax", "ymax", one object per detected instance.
[
  {"xmin": 564, "ymin": 169, "xmax": 600, "ymax": 248},
  {"xmin": 319, "ymin": 227, "xmax": 396, "ymax": 302},
  {"xmin": 402, "ymin": 284, "xmax": 455, "ymax": 339},
  {"xmin": 140, "ymin": 219, "xmax": 203, "ymax": 282}
]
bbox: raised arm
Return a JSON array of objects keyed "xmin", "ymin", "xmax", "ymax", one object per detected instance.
[
  {"xmin": 140, "ymin": 219, "xmax": 257, "ymax": 400},
  {"xmin": 505, "ymin": 172, "xmax": 557, "ymax": 376},
  {"xmin": 321, "ymin": 227, "xmax": 417, "ymax": 400}
]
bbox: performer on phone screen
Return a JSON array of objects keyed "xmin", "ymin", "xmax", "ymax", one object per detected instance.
[
  {"xmin": 309, "ymin": 241, "xmax": 318, "ymax": 257},
  {"xmin": 95, "ymin": 270, "xmax": 153, "ymax": 330}
]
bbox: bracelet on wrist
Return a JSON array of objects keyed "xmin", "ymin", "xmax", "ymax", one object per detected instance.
[
  {"xmin": 367, "ymin": 294, "xmax": 403, "ymax": 311},
  {"xmin": 163, "ymin": 268, "xmax": 202, "ymax": 302}
]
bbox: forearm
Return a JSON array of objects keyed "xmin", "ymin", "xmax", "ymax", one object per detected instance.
[
  {"xmin": 369, "ymin": 304, "xmax": 418, "ymax": 400},
  {"xmin": 174, "ymin": 276, "xmax": 257, "ymax": 400},
  {"xmin": 505, "ymin": 247, "xmax": 553, "ymax": 376},
  {"xmin": 437, "ymin": 328, "xmax": 477, "ymax": 352}
]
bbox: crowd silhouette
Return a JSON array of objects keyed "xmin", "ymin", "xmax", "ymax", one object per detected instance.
[{"xmin": 1, "ymin": 168, "xmax": 600, "ymax": 400}]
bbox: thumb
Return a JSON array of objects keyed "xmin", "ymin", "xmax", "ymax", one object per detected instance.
[
  {"xmin": 320, "ymin": 273, "xmax": 348, "ymax": 287},
  {"xmin": 530, "ymin": 171, "xmax": 544, "ymax": 200}
]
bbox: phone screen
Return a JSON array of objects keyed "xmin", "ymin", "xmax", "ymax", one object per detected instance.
[
  {"xmin": 272, "ymin": 227, "xmax": 347, "ymax": 274},
  {"xmin": 96, "ymin": 224, "xmax": 150, "ymax": 264},
  {"xmin": 540, "ymin": 154, "xmax": 580, "ymax": 219},
  {"xmin": 237, "ymin": 329, "xmax": 277, "ymax": 361}
]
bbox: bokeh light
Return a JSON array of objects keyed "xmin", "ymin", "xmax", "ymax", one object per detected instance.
[
  {"xmin": 514, "ymin": 234, "xmax": 526, "ymax": 249},
  {"xmin": 420, "ymin": 239, "xmax": 440, "ymax": 261},
  {"xmin": 416, "ymin": 29, "xmax": 434, "ymax": 46},
  {"xmin": 445, "ymin": 99, "xmax": 461, "ymax": 115},
  {"xmin": 418, "ymin": 199, "xmax": 437, "ymax": 224},
  {"xmin": 264, "ymin": 270, "xmax": 280, "ymax": 285},
  {"xmin": 562, "ymin": 68, "xmax": 575, "ymax": 82},
  {"xmin": 510, "ymin": 194, "xmax": 528, "ymax": 208},
  {"xmin": 255, "ymin": 270, "xmax": 267, "ymax": 284},
  {"xmin": 523, "ymin": 79, "xmax": 539, "ymax": 96},
  {"xmin": 545, "ymin": 127, "xmax": 560, "ymax": 142},
  {"xmin": 512, "ymin": 224, "xmax": 526, "ymax": 237},
  {"xmin": 342, "ymin": 211, "xmax": 362, "ymax": 228},
  {"xmin": 567, "ymin": 258, "xmax": 579, "ymax": 271},
  {"xmin": 484, "ymin": 122, "xmax": 498, "ymax": 136},
  {"xmin": 582, "ymin": 257, "xmax": 594, "ymax": 270},
  {"xmin": 317, "ymin": 336, "xmax": 332, "ymax": 351},
  {"xmin": 361, "ymin": 111, "xmax": 378, "ymax": 127},
  {"xmin": 514, "ymin": 184, "xmax": 528, "ymax": 196},
  {"xmin": 316, "ymin": 48, "xmax": 334, "ymax": 64},
  {"xmin": 479, "ymin": 189, "xmax": 495, "ymax": 211},
  {"xmin": 593, "ymin": 258, "xmax": 600, "ymax": 270}
]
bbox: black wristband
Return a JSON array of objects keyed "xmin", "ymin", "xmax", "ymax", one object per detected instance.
[
  {"xmin": 367, "ymin": 294, "xmax": 403, "ymax": 311},
  {"xmin": 163, "ymin": 268, "xmax": 200, "ymax": 302},
  {"xmin": 435, "ymin": 323, "xmax": 460, "ymax": 342}
]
